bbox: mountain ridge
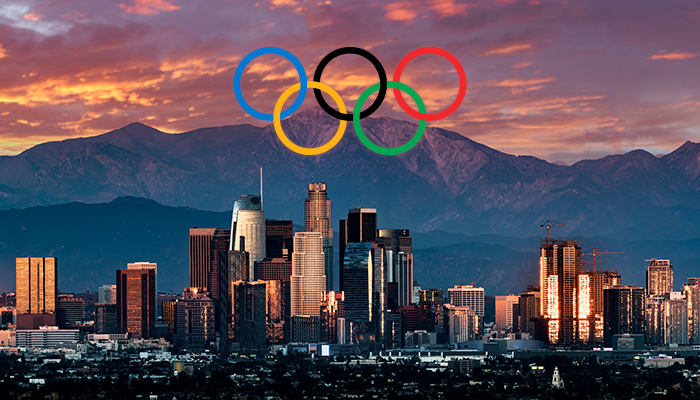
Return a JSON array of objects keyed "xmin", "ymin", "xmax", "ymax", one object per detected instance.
[{"xmin": 0, "ymin": 107, "xmax": 699, "ymax": 239}]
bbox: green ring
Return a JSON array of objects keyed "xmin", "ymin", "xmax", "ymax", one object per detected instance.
[{"xmin": 353, "ymin": 81, "xmax": 426, "ymax": 155}]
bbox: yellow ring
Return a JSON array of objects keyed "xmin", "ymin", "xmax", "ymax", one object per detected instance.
[{"xmin": 273, "ymin": 81, "xmax": 347, "ymax": 155}]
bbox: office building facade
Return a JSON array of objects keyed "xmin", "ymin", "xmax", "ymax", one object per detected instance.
[
  {"xmin": 290, "ymin": 232, "xmax": 326, "ymax": 317},
  {"xmin": 304, "ymin": 183, "xmax": 333, "ymax": 291},
  {"xmin": 602, "ymin": 285, "xmax": 645, "ymax": 346},
  {"xmin": 116, "ymin": 268, "xmax": 156, "ymax": 339},
  {"xmin": 16, "ymin": 257, "xmax": 58, "ymax": 315}
]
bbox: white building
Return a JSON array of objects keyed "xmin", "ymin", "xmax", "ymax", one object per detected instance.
[
  {"xmin": 448, "ymin": 284, "xmax": 485, "ymax": 317},
  {"xmin": 16, "ymin": 326, "xmax": 79, "ymax": 349},
  {"xmin": 234, "ymin": 209, "xmax": 266, "ymax": 279}
]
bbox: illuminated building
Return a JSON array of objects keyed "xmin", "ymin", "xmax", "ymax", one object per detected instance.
[
  {"xmin": 664, "ymin": 291, "xmax": 688, "ymax": 345},
  {"xmin": 646, "ymin": 259, "xmax": 673, "ymax": 296},
  {"xmin": 540, "ymin": 239, "xmax": 581, "ymax": 344},
  {"xmin": 645, "ymin": 295, "xmax": 665, "ymax": 345},
  {"xmin": 579, "ymin": 270, "xmax": 621, "ymax": 342},
  {"xmin": 495, "ymin": 294, "xmax": 519, "ymax": 331},
  {"xmin": 261, "ymin": 280, "xmax": 285, "ymax": 344},
  {"xmin": 266, "ymin": 220, "xmax": 293, "ymax": 260},
  {"xmin": 16, "ymin": 257, "xmax": 57, "ymax": 315},
  {"xmin": 116, "ymin": 268, "xmax": 156, "ymax": 338},
  {"xmin": 602, "ymin": 285, "xmax": 645, "ymax": 346},
  {"xmin": 234, "ymin": 210, "xmax": 266, "ymax": 279},
  {"xmin": 339, "ymin": 207, "xmax": 377, "ymax": 291},
  {"xmin": 683, "ymin": 279, "xmax": 700, "ymax": 344},
  {"xmin": 448, "ymin": 284, "xmax": 484, "ymax": 317},
  {"xmin": 290, "ymin": 232, "xmax": 326, "ymax": 317},
  {"xmin": 127, "ymin": 262, "xmax": 157, "ymax": 317},
  {"xmin": 304, "ymin": 183, "xmax": 334, "ymax": 291},
  {"xmin": 98, "ymin": 285, "xmax": 116, "ymax": 304},
  {"xmin": 320, "ymin": 291, "xmax": 345, "ymax": 343},
  {"xmin": 444, "ymin": 304, "xmax": 478, "ymax": 344},
  {"xmin": 162, "ymin": 299, "xmax": 178, "ymax": 336},
  {"xmin": 378, "ymin": 229, "xmax": 413, "ymax": 307}
]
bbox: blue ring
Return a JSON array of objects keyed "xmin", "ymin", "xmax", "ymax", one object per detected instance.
[{"xmin": 233, "ymin": 47, "xmax": 307, "ymax": 121}]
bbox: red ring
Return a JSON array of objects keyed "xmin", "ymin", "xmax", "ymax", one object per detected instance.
[{"xmin": 392, "ymin": 47, "xmax": 467, "ymax": 121}]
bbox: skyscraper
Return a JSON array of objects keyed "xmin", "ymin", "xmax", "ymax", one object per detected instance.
[
  {"xmin": 684, "ymin": 279, "xmax": 700, "ymax": 344},
  {"xmin": 290, "ymin": 232, "xmax": 326, "ymax": 317},
  {"xmin": 178, "ymin": 287, "xmax": 216, "ymax": 349},
  {"xmin": 127, "ymin": 262, "xmax": 157, "ymax": 317},
  {"xmin": 95, "ymin": 303, "xmax": 118, "ymax": 334},
  {"xmin": 234, "ymin": 209, "xmax": 266, "ymax": 279},
  {"xmin": 304, "ymin": 183, "xmax": 333, "ymax": 291},
  {"xmin": 663, "ymin": 291, "xmax": 688, "ymax": 345},
  {"xmin": 540, "ymin": 239, "xmax": 581, "ymax": 344},
  {"xmin": 603, "ymin": 285, "xmax": 645, "ymax": 346},
  {"xmin": 229, "ymin": 194, "xmax": 262, "ymax": 246},
  {"xmin": 448, "ymin": 284, "xmax": 485, "ymax": 317},
  {"xmin": 378, "ymin": 229, "xmax": 413, "ymax": 307},
  {"xmin": 339, "ymin": 208, "xmax": 377, "ymax": 291},
  {"xmin": 343, "ymin": 242, "xmax": 373, "ymax": 323},
  {"xmin": 189, "ymin": 228, "xmax": 230, "ymax": 341},
  {"xmin": 116, "ymin": 268, "xmax": 156, "ymax": 339},
  {"xmin": 16, "ymin": 257, "xmax": 58, "ymax": 315},
  {"xmin": 232, "ymin": 281, "xmax": 267, "ymax": 349},
  {"xmin": 320, "ymin": 291, "xmax": 345, "ymax": 344},
  {"xmin": 98, "ymin": 285, "xmax": 116, "ymax": 304},
  {"xmin": 646, "ymin": 259, "xmax": 673, "ymax": 296}
]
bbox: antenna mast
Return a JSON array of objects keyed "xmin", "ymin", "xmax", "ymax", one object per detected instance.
[{"xmin": 260, "ymin": 166, "xmax": 263, "ymax": 210}]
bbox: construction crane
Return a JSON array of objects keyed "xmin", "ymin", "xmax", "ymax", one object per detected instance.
[
  {"xmin": 582, "ymin": 248, "xmax": 625, "ymax": 276},
  {"xmin": 540, "ymin": 220, "xmax": 565, "ymax": 244}
]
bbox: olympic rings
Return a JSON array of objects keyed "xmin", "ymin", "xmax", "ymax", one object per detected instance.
[
  {"xmin": 354, "ymin": 81, "xmax": 426, "ymax": 155},
  {"xmin": 274, "ymin": 81, "xmax": 347, "ymax": 156},
  {"xmin": 234, "ymin": 47, "xmax": 307, "ymax": 121},
  {"xmin": 313, "ymin": 47, "xmax": 387, "ymax": 121},
  {"xmin": 233, "ymin": 46, "xmax": 467, "ymax": 155},
  {"xmin": 393, "ymin": 47, "xmax": 467, "ymax": 121}
]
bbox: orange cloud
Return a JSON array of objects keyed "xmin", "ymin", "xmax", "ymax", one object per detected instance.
[
  {"xmin": 119, "ymin": 0, "xmax": 180, "ymax": 15},
  {"xmin": 477, "ymin": 77, "xmax": 557, "ymax": 87},
  {"xmin": 649, "ymin": 51, "xmax": 698, "ymax": 60},
  {"xmin": 385, "ymin": 1, "xmax": 421, "ymax": 22},
  {"xmin": 0, "ymin": 44, "xmax": 6, "ymax": 60},
  {"xmin": 485, "ymin": 44, "xmax": 532, "ymax": 56},
  {"xmin": 512, "ymin": 61, "xmax": 534, "ymax": 69},
  {"xmin": 23, "ymin": 12, "xmax": 43, "ymax": 21}
]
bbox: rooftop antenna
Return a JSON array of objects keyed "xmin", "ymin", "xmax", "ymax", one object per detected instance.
[{"xmin": 260, "ymin": 166, "xmax": 263, "ymax": 210}]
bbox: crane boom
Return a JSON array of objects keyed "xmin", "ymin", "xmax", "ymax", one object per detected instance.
[{"xmin": 540, "ymin": 220, "xmax": 565, "ymax": 244}]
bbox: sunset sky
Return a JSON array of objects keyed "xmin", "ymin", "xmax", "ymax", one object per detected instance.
[{"xmin": 0, "ymin": 0, "xmax": 698, "ymax": 163}]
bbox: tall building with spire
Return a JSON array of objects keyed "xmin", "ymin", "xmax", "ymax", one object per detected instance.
[
  {"xmin": 234, "ymin": 209, "xmax": 266, "ymax": 279},
  {"xmin": 304, "ymin": 183, "xmax": 333, "ymax": 291},
  {"xmin": 290, "ymin": 232, "xmax": 326, "ymax": 317},
  {"xmin": 229, "ymin": 194, "xmax": 262, "ymax": 248}
]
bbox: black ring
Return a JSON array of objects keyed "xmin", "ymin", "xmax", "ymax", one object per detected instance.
[{"xmin": 313, "ymin": 47, "xmax": 387, "ymax": 121}]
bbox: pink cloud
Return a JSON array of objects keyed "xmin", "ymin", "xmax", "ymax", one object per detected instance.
[{"xmin": 119, "ymin": 0, "xmax": 180, "ymax": 15}]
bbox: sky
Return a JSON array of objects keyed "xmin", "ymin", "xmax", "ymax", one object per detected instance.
[{"xmin": 0, "ymin": 0, "xmax": 698, "ymax": 164}]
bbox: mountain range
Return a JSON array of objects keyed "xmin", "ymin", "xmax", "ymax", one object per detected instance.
[{"xmin": 2, "ymin": 107, "xmax": 700, "ymax": 240}]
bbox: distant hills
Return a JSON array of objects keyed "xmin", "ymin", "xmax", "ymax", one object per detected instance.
[
  {"xmin": 2, "ymin": 107, "xmax": 700, "ymax": 240},
  {"xmin": 1, "ymin": 197, "xmax": 699, "ymax": 295}
]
